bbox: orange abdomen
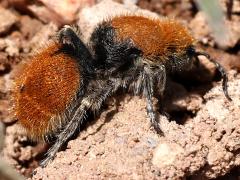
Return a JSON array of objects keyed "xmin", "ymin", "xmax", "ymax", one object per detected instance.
[{"xmin": 12, "ymin": 43, "xmax": 80, "ymax": 140}]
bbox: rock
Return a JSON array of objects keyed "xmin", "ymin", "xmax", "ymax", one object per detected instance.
[
  {"xmin": 19, "ymin": 15, "xmax": 43, "ymax": 40},
  {"xmin": 4, "ymin": 38, "xmax": 20, "ymax": 57},
  {"xmin": 38, "ymin": 0, "xmax": 95, "ymax": 25},
  {"xmin": 31, "ymin": 1, "xmax": 240, "ymax": 179},
  {"xmin": 78, "ymin": 0, "xmax": 159, "ymax": 42},
  {"xmin": 0, "ymin": 52, "xmax": 9, "ymax": 73},
  {"xmin": 28, "ymin": 23, "xmax": 58, "ymax": 51},
  {"xmin": 190, "ymin": 12, "xmax": 240, "ymax": 49},
  {"xmin": 32, "ymin": 71, "xmax": 240, "ymax": 179},
  {"xmin": 0, "ymin": 99, "xmax": 11, "ymax": 123},
  {"xmin": 9, "ymin": 0, "xmax": 96, "ymax": 26},
  {"xmin": 1, "ymin": 0, "xmax": 239, "ymax": 179},
  {"xmin": 0, "ymin": 6, "xmax": 18, "ymax": 35}
]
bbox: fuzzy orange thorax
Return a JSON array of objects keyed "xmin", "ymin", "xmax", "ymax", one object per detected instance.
[{"xmin": 111, "ymin": 15, "xmax": 195, "ymax": 60}]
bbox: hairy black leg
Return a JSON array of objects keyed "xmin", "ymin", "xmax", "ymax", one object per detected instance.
[
  {"xmin": 87, "ymin": 81, "xmax": 114, "ymax": 113},
  {"xmin": 143, "ymin": 67, "xmax": 163, "ymax": 134},
  {"xmin": 40, "ymin": 81, "xmax": 114, "ymax": 167},
  {"xmin": 155, "ymin": 65, "xmax": 166, "ymax": 93},
  {"xmin": 58, "ymin": 25, "xmax": 94, "ymax": 73},
  {"xmin": 195, "ymin": 51, "xmax": 232, "ymax": 101},
  {"xmin": 40, "ymin": 103, "xmax": 87, "ymax": 167},
  {"xmin": 154, "ymin": 65, "xmax": 170, "ymax": 119},
  {"xmin": 102, "ymin": 61, "xmax": 164, "ymax": 134}
]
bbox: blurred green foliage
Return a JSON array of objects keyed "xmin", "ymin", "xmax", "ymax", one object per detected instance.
[{"xmin": 195, "ymin": 0, "xmax": 230, "ymax": 48}]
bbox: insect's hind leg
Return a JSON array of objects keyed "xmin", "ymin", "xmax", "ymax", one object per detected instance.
[
  {"xmin": 40, "ymin": 82, "xmax": 114, "ymax": 167},
  {"xmin": 40, "ymin": 101, "xmax": 87, "ymax": 167}
]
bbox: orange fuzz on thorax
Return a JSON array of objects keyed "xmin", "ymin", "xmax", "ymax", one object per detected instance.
[
  {"xmin": 111, "ymin": 15, "xmax": 195, "ymax": 59},
  {"xmin": 13, "ymin": 43, "xmax": 80, "ymax": 140}
]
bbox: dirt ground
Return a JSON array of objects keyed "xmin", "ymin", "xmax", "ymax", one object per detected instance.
[{"xmin": 0, "ymin": 0, "xmax": 240, "ymax": 179}]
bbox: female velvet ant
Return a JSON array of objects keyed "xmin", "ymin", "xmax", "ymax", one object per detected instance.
[{"xmin": 12, "ymin": 15, "xmax": 231, "ymax": 166}]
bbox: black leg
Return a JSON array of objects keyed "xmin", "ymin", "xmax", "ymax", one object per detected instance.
[
  {"xmin": 58, "ymin": 25, "xmax": 94, "ymax": 73},
  {"xmin": 58, "ymin": 25, "xmax": 81, "ymax": 50},
  {"xmin": 154, "ymin": 65, "xmax": 170, "ymax": 119},
  {"xmin": 40, "ymin": 81, "xmax": 113, "ymax": 167},
  {"xmin": 143, "ymin": 67, "xmax": 163, "ymax": 134},
  {"xmin": 195, "ymin": 51, "xmax": 232, "ymax": 101},
  {"xmin": 40, "ymin": 102, "xmax": 87, "ymax": 167}
]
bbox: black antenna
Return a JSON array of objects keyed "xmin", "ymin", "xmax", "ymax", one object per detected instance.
[{"xmin": 195, "ymin": 51, "xmax": 232, "ymax": 101}]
